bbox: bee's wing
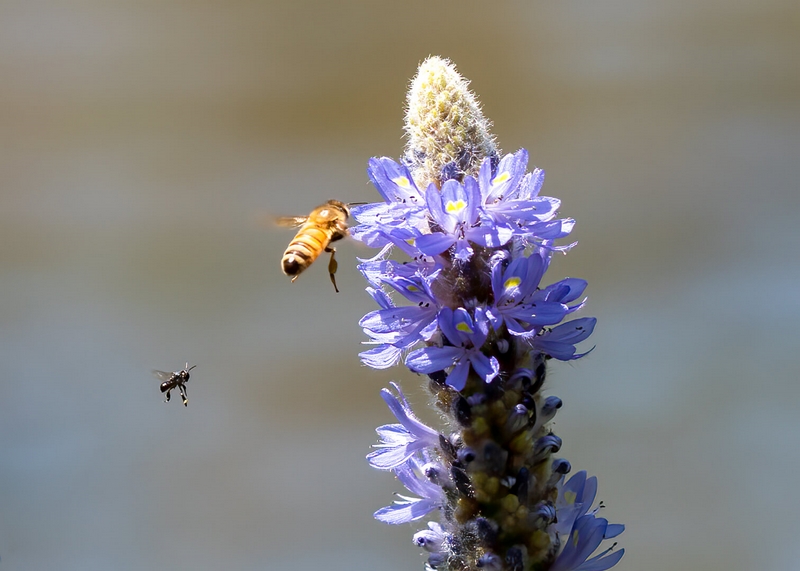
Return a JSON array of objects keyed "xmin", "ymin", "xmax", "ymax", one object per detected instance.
[
  {"xmin": 275, "ymin": 215, "xmax": 309, "ymax": 228},
  {"xmin": 152, "ymin": 370, "xmax": 174, "ymax": 382}
]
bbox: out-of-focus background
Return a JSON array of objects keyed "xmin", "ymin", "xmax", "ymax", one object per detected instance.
[{"xmin": 0, "ymin": 1, "xmax": 797, "ymax": 570}]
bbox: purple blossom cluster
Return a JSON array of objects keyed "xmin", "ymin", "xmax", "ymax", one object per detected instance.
[
  {"xmin": 353, "ymin": 150, "xmax": 595, "ymax": 386},
  {"xmin": 353, "ymin": 148, "xmax": 623, "ymax": 571}
]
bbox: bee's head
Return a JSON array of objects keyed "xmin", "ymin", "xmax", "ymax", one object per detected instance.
[{"xmin": 326, "ymin": 199, "xmax": 350, "ymax": 217}]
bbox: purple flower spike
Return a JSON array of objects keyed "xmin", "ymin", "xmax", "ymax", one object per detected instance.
[
  {"xmin": 355, "ymin": 56, "xmax": 619, "ymax": 568},
  {"xmin": 368, "ymin": 383, "xmax": 441, "ymax": 470}
]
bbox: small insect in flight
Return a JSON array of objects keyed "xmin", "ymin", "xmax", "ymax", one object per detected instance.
[
  {"xmin": 277, "ymin": 199, "xmax": 361, "ymax": 293},
  {"xmin": 152, "ymin": 363, "xmax": 196, "ymax": 407}
]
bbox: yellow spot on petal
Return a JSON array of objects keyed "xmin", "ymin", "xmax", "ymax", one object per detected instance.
[
  {"xmin": 564, "ymin": 490, "xmax": 577, "ymax": 506},
  {"xmin": 456, "ymin": 322, "xmax": 474, "ymax": 334},
  {"xmin": 571, "ymin": 530, "xmax": 580, "ymax": 547},
  {"xmin": 407, "ymin": 285, "xmax": 419, "ymax": 292},
  {"xmin": 504, "ymin": 277, "xmax": 522, "ymax": 290},
  {"xmin": 492, "ymin": 171, "xmax": 511, "ymax": 185},
  {"xmin": 392, "ymin": 176, "xmax": 411, "ymax": 189},
  {"xmin": 445, "ymin": 199, "xmax": 467, "ymax": 214}
]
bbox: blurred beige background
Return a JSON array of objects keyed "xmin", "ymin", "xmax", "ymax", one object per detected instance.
[{"xmin": 1, "ymin": 1, "xmax": 798, "ymax": 570}]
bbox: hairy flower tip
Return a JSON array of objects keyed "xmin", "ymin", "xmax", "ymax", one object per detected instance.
[{"xmin": 404, "ymin": 56, "xmax": 498, "ymax": 188}]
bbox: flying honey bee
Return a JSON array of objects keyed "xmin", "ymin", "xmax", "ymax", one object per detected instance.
[
  {"xmin": 277, "ymin": 199, "xmax": 360, "ymax": 293},
  {"xmin": 152, "ymin": 363, "xmax": 196, "ymax": 407}
]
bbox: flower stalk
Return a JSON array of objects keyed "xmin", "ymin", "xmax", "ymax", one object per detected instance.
[{"xmin": 355, "ymin": 56, "xmax": 624, "ymax": 571}]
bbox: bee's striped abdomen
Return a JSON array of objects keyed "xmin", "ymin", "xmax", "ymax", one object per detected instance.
[{"xmin": 281, "ymin": 224, "xmax": 331, "ymax": 277}]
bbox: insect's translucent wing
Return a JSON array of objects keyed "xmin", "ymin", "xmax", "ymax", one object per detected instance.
[
  {"xmin": 152, "ymin": 370, "xmax": 174, "ymax": 382},
  {"xmin": 275, "ymin": 215, "xmax": 309, "ymax": 228}
]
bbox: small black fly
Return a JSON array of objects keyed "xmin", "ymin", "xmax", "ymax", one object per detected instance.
[{"xmin": 152, "ymin": 363, "xmax": 196, "ymax": 407}]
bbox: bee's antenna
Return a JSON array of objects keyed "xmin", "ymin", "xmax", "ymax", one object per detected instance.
[{"xmin": 186, "ymin": 363, "xmax": 197, "ymax": 372}]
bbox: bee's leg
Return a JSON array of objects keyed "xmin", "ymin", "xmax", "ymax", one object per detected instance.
[
  {"xmin": 164, "ymin": 389, "xmax": 171, "ymax": 403},
  {"xmin": 325, "ymin": 246, "xmax": 340, "ymax": 293},
  {"xmin": 179, "ymin": 384, "xmax": 188, "ymax": 407}
]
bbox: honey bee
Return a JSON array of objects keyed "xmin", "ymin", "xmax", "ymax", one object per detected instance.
[
  {"xmin": 277, "ymin": 199, "xmax": 357, "ymax": 293},
  {"xmin": 152, "ymin": 363, "xmax": 196, "ymax": 407}
]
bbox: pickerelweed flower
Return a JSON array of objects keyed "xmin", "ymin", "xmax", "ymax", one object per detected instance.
[{"xmin": 358, "ymin": 56, "xmax": 624, "ymax": 571}]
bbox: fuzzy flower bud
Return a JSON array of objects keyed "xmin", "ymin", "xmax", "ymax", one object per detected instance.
[{"xmin": 404, "ymin": 56, "xmax": 498, "ymax": 188}]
